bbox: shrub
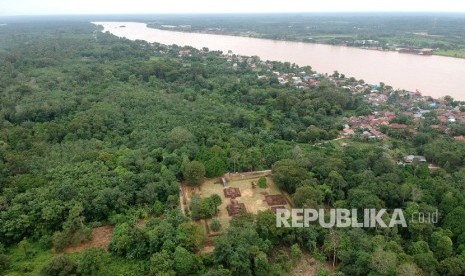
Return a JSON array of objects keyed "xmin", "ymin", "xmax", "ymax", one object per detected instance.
[
  {"xmin": 77, "ymin": 248, "xmax": 106, "ymax": 276},
  {"xmin": 0, "ymin": 254, "xmax": 9, "ymax": 273},
  {"xmin": 41, "ymin": 255, "xmax": 77, "ymax": 276},
  {"xmin": 291, "ymin": 244, "xmax": 302, "ymax": 261},
  {"xmin": 210, "ymin": 219, "xmax": 222, "ymax": 232},
  {"xmin": 258, "ymin": 177, "xmax": 267, "ymax": 188}
]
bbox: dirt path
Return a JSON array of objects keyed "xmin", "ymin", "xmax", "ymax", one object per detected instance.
[{"xmin": 312, "ymin": 137, "xmax": 345, "ymax": 147}]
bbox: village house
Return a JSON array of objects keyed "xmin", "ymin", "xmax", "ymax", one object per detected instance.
[
  {"xmin": 405, "ymin": 155, "xmax": 427, "ymax": 163},
  {"xmin": 390, "ymin": 123, "xmax": 408, "ymax": 130},
  {"xmin": 178, "ymin": 49, "xmax": 191, "ymax": 56},
  {"xmin": 342, "ymin": 126, "xmax": 355, "ymax": 137},
  {"xmin": 437, "ymin": 115, "xmax": 448, "ymax": 123}
]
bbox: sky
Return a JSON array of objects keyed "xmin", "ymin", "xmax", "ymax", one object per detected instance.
[{"xmin": 1, "ymin": 0, "xmax": 465, "ymax": 16}]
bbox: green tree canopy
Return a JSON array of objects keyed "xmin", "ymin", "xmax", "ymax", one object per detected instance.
[{"xmin": 183, "ymin": 161, "xmax": 206, "ymax": 186}]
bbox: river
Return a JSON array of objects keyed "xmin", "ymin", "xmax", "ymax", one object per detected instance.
[{"xmin": 94, "ymin": 22, "xmax": 465, "ymax": 101}]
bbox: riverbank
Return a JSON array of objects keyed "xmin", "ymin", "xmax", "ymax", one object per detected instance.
[
  {"xmin": 145, "ymin": 13, "xmax": 465, "ymax": 60},
  {"xmin": 435, "ymin": 49, "xmax": 465, "ymax": 59},
  {"xmin": 148, "ymin": 24, "xmax": 465, "ymax": 59},
  {"xmin": 94, "ymin": 22, "xmax": 465, "ymax": 101}
]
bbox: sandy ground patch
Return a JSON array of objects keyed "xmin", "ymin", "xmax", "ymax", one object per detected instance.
[
  {"xmin": 199, "ymin": 245, "xmax": 215, "ymax": 254},
  {"xmin": 241, "ymin": 188, "xmax": 254, "ymax": 197}
]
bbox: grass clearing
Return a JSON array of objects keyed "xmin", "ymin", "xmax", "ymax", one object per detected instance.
[
  {"xmin": 4, "ymin": 242, "xmax": 54, "ymax": 276},
  {"xmin": 184, "ymin": 171, "xmax": 292, "ymax": 232}
]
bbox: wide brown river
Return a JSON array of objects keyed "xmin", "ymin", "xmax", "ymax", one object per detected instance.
[{"xmin": 94, "ymin": 22, "xmax": 465, "ymax": 100}]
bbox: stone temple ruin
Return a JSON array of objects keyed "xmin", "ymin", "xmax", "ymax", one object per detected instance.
[
  {"xmin": 227, "ymin": 198, "xmax": 246, "ymax": 216},
  {"xmin": 224, "ymin": 187, "xmax": 245, "ymax": 216},
  {"xmin": 223, "ymin": 187, "xmax": 241, "ymax": 199},
  {"xmin": 265, "ymin": 194, "xmax": 287, "ymax": 206}
]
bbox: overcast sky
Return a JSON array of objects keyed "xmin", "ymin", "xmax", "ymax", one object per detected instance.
[{"xmin": 1, "ymin": 0, "xmax": 465, "ymax": 16}]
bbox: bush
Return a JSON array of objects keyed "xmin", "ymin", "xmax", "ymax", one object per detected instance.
[
  {"xmin": 21, "ymin": 263, "xmax": 34, "ymax": 273},
  {"xmin": 39, "ymin": 234, "xmax": 53, "ymax": 250},
  {"xmin": 191, "ymin": 194, "xmax": 221, "ymax": 220},
  {"xmin": 153, "ymin": 200, "xmax": 165, "ymax": 217},
  {"xmin": 18, "ymin": 239, "xmax": 32, "ymax": 258},
  {"xmin": 41, "ymin": 255, "xmax": 77, "ymax": 276},
  {"xmin": 77, "ymin": 248, "xmax": 106, "ymax": 276},
  {"xmin": 316, "ymin": 268, "xmax": 330, "ymax": 276},
  {"xmin": 290, "ymin": 244, "xmax": 302, "ymax": 261},
  {"xmin": 210, "ymin": 219, "xmax": 222, "ymax": 232},
  {"xmin": 258, "ymin": 177, "xmax": 267, "ymax": 188},
  {"xmin": 0, "ymin": 254, "xmax": 9, "ymax": 273},
  {"xmin": 0, "ymin": 243, "xmax": 7, "ymax": 272}
]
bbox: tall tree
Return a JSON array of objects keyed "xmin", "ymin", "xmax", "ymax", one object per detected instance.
[
  {"xmin": 272, "ymin": 159, "xmax": 307, "ymax": 193},
  {"xmin": 183, "ymin": 161, "xmax": 206, "ymax": 186}
]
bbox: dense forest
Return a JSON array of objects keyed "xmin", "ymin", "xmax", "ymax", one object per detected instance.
[
  {"xmin": 148, "ymin": 13, "xmax": 465, "ymax": 58},
  {"xmin": 1, "ymin": 21, "xmax": 465, "ymax": 275}
]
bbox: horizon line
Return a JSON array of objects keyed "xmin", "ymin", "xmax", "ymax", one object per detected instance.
[{"xmin": 2, "ymin": 11, "xmax": 465, "ymax": 18}]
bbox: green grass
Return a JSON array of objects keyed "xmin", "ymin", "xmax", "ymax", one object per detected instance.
[
  {"xmin": 3, "ymin": 241, "xmax": 145, "ymax": 276},
  {"xmin": 4, "ymin": 243, "xmax": 54, "ymax": 276},
  {"xmin": 435, "ymin": 49, "xmax": 465, "ymax": 59},
  {"xmin": 101, "ymin": 256, "xmax": 145, "ymax": 276}
]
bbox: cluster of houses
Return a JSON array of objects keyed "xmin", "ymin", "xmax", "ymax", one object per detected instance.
[
  {"xmin": 259, "ymin": 70, "xmax": 321, "ymax": 90},
  {"xmin": 337, "ymin": 81, "xmax": 465, "ymax": 141},
  {"xmin": 223, "ymin": 52, "xmax": 321, "ymax": 89},
  {"xmin": 342, "ymin": 105, "xmax": 465, "ymax": 141},
  {"xmin": 342, "ymin": 113, "xmax": 389, "ymax": 139},
  {"xmin": 177, "ymin": 47, "xmax": 465, "ymax": 144},
  {"xmin": 263, "ymin": 70, "xmax": 320, "ymax": 89},
  {"xmin": 219, "ymin": 50, "xmax": 384, "ymax": 93},
  {"xmin": 223, "ymin": 50, "xmax": 465, "ymax": 143},
  {"xmin": 341, "ymin": 109, "xmax": 427, "ymax": 140},
  {"xmin": 270, "ymin": 71, "xmax": 321, "ymax": 88}
]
